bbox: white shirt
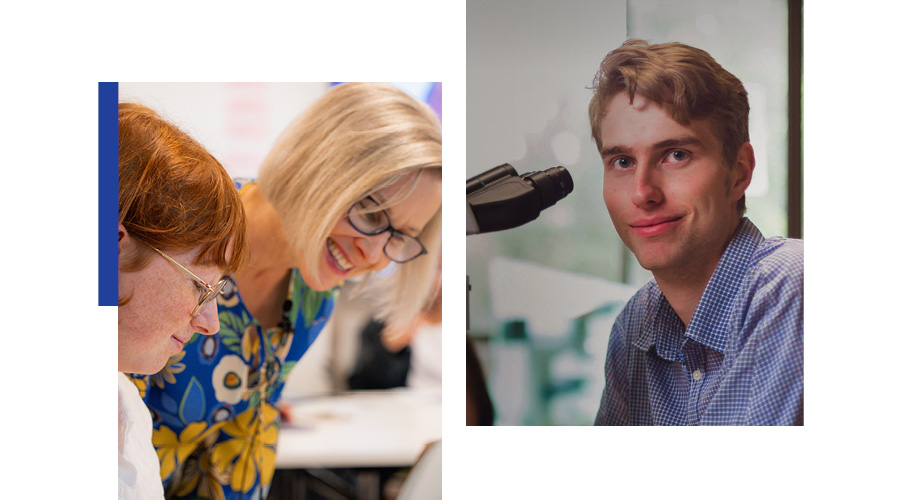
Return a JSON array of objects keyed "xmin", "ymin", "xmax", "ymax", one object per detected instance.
[{"xmin": 118, "ymin": 373, "xmax": 165, "ymax": 500}]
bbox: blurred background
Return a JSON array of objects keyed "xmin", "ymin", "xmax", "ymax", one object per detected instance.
[
  {"xmin": 119, "ymin": 82, "xmax": 441, "ymax": 179},
  {"xmin": 466, "ymin": 0, "xmax": 801, "ymax": 425}
]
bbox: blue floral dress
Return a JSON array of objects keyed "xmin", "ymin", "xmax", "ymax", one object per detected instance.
[{"xmin": 129, "ymin": 180, "xmax": 337, "ymax": 500}]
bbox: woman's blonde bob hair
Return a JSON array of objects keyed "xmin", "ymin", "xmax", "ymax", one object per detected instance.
[{"xmin": 257, "ymin": 82, "xmax": 442, "ymax": 332}]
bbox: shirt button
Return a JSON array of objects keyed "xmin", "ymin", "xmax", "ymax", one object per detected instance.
[{"xmin": 692, "ymin": 369, "xmax": 702, "ymax": 381}]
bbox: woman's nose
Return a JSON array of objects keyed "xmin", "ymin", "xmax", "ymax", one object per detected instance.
[
  {"xmin": 191, "ymin": 299, "xmax": 220, "ymax": 336},
  {"xmin": 356, "ymin": 231, "xmax": 392, "ymax": 266}
]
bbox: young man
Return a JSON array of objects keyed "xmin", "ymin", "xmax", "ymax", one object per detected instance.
[{"xmin": 590, "ymin": 40, "xmax": 803, "ymax": 425}]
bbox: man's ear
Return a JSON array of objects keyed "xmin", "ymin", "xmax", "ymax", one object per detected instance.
[{"xmin": 731, "ymin": 142, "xmax": 755, "ymax": 201}]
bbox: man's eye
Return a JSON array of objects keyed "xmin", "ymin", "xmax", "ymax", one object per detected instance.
[
  {"xmin": 612, "ymin": 157, "xmax": 633, "ymax": 169},
  {"xmin": 664, "ymin": 150, "xmax": 689, "ymax": 163}
]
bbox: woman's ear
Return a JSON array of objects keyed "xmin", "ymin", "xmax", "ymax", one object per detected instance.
[{"xmin": 119, "ymin": 224, "xmax": 131, "ymax": 253}]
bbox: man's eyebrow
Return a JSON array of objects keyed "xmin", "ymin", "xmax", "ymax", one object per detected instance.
[
  {"xmin": 652, "ymin": 136, "xmax": 705, "ymax": 150},
  {"xmin": 600, "ymin": 145, "xmax": 631, "ymax": 158},
  {"xmin": 600, "ymin": 136, "xmax": 705, "ymax": 158}
]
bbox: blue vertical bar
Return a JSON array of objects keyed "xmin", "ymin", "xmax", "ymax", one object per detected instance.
[{"xmin": 98, "ymin": 82, "xmax": 118, "ymax": 306}]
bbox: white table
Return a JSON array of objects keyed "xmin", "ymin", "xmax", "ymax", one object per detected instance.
[
  {"xmin": 277, "ymin": 388, "xmax": 442, "ymax": 468},
  {"xmin": 271, "ymin": 389, "xmax": 441, "ymax": 499}
]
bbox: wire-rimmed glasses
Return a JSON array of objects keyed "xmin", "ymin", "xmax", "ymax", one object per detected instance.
[{"xmin": 151, "ymin": 246, "xmax": 228, "ymax": 317}]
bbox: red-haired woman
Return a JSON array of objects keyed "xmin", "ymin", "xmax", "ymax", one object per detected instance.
[{"xmin": 118, "ymin": 103, "xmax": 249, "ymax": 500}]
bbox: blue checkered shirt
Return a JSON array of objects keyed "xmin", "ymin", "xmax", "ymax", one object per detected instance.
[{"xmin": 595, "ymin": 218, "xmax": 803, "ymax": 425}]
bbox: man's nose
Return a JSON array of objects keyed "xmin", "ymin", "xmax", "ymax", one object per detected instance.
[{"xmin": 631, "ymin": 165, "xmax": 663, "ymax": 208}]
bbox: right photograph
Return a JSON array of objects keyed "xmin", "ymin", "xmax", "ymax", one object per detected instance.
[{"xmin": 466, "ymin": 0, "xmax": 803, "ymax": 425}]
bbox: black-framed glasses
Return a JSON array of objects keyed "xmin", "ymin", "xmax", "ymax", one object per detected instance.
[
  {"xmin": 151, "ymin": 246, "xmax": 228, "ymax": 317},
  {"xmin": 347, "ymin": 196, "xmax": 427, "ymax": 263}
]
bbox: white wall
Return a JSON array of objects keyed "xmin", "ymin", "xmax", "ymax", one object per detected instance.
[
  {"xmin": 466, "ymin": 0, "xmax": 626, "ymax": 177},
  {"xmin": 118, "ymin": 82, "xmax": 329, "ymax": 179}
]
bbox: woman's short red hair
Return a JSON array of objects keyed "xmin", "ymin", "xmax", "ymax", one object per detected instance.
[{"xmin": 118, "ymin": 102, "xmax": 249, "ymax": 275}]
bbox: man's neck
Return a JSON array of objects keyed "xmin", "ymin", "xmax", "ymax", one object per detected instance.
[
  {"xmin": 655, "ymin": 268, "xmax": 716, "ymax": 328},
  {"xmin": 653, "ymin": 218, "xmax": 743, "ymax": 328}
]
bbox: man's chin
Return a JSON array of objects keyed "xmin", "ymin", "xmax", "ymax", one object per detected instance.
[{"xmin": 631, "ymin": 251, "xmax": 674, "ymax": 273}]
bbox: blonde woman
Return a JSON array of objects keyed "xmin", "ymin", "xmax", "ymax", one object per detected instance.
[{"xmin": 132, "ymin": 83, "xmax": 442, "ymax": 499}]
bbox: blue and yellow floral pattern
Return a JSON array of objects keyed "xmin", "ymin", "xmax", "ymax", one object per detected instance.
[{"xmin": 133, "ymin": 266, "xmax": 336, "ymax": 499}]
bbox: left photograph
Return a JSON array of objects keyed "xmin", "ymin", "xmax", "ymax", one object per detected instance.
[{"xmin": 108, "ymin": 82, "xmax": 443, "ymax": 500}]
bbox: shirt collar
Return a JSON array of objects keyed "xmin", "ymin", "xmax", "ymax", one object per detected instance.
[
  {"xmin": 632, "ymin": 218, "xmax": 763, "ymax": 357},
  {"xmin": 633, "ymin": 288, "xmax": 684, "ymax": 361}
]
